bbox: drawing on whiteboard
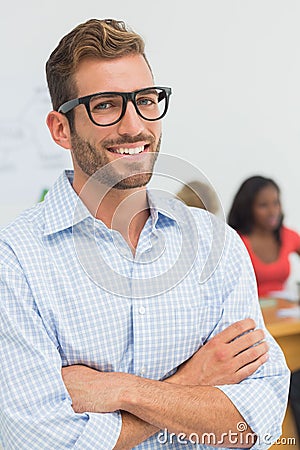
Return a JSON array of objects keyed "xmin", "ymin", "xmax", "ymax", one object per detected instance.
[
  {"xmin": 22, "ymin": 86, "xmax": 66, "ymax": 167},
  {"xmin": 0, "ymin": 86, "xmax": 67, "ymax": 172},
  {"xmin": 0, "ymin": 121, "xmax": 23, "ymax": 171},
  {"xmin": 0, "ymin": 84, "xmax": 71, "ymax": 219}
]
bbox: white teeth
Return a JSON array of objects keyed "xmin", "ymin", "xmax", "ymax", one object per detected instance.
[{"xmin": 113, "ymin": 146, "xmax": 144, "ymax": 155}]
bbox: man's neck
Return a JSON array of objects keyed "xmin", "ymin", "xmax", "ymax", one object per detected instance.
[{"xmin": 72, "ymin": 173, "xmax": 150, "ymax": 253}]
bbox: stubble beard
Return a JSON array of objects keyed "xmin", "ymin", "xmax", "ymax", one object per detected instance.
[{"xmin": 70, "ymin": 131, "xmax": 161, "ymax": 190}]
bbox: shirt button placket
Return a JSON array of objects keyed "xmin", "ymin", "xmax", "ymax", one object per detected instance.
[{"xmin": 133, "ymin": 303, "xmax": 147, "ymax": 377}]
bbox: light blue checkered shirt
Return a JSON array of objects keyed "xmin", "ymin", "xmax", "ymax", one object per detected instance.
[{"xmin": 0, "ymin": 171, "xmax": 289, "ymax": 449}]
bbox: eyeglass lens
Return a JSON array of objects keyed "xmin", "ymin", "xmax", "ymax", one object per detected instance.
[{"xmin": 89, "ymin": 88, "xmax": 167, "ymax": 126}]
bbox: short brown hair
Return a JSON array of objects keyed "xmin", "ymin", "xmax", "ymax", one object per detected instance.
[
  {"xmin": 176, "ymin": 181, "xmax": 219, "ymax": 214},
  {"xmin": 46, "ymin": 18, "xmax": 149, "ymax": 116}
]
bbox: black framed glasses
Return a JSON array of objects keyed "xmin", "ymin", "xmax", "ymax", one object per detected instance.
[{"xmin": 58, "ymin": 86, "xmax": 172, "ymax": 127}]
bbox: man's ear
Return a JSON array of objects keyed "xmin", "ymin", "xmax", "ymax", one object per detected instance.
[{"xmin": 46, "ymin": 111, "xmax": 72, "ymax": 150}]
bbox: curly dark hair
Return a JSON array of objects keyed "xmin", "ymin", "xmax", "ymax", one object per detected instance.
[{"xmin": 227, "ymin": 175, "xmax": 283, "ymax": 244}]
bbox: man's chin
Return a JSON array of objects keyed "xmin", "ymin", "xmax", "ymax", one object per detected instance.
[{"xmin": 112, "ymin": 173, "xmax": 153, "ymax": 190}]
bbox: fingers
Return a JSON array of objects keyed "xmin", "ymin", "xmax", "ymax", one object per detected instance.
[
  {"xmin": 234, "ymin": 340, "xmax": 269, "ymax": 368},
  {"xmin": 231, "ymin": 328, "xmax": 266, "ymax": 356},
  {"xmin": 213, "ymin": 318, "xmax": 257, "ymax": 344},
  {"xmin": 218, "ymin": 347, "xmax": 269, "ymax": 385},
  {"xmin": 234, "ymin": 353, "xmax": 269, "ymax": 383}
]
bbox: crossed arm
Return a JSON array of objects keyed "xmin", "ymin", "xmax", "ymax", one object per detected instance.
[{"xmin": 62, "ymin": 319, "xmax": 269, "ymax": 449}]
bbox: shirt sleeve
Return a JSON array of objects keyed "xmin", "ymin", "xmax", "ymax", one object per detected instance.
[
  {"xmin": 213, "ymin": 228, "xmax": 290, "ymax": 449},
  {"xmin": 0, "ymin": 252, "xmax": 122, "ymax": 450},
  {"xmin": 284, "ymin": 226, "xmax": 300, "ymax": 252}
]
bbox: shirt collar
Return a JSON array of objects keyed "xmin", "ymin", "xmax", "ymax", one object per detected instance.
[
  {"xmin": 147, "ymin": 188, "xmax": 182, "ymax": 228},
  {"xmin": 43, "ymin": 170, "xmax": 180, "ymax": 236},
  {"xmin": 43, "ymin": 170, "xmax": 91, "ymax": 236}
]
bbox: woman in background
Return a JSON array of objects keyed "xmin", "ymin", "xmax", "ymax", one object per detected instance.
[
  {"xmin": 227, "ymin": 175, "xmax": 300, "ymax": 298},
  {"xmin": 228, "ymin": 175, "xmax": 300, "ymax": 441}
]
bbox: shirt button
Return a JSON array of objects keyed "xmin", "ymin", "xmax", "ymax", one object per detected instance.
[
  {"xmin": 140, "ymin": 367, "xmax": 146, "ymax": 375},
  {"xmin": 138, "ymin": 306, "xmax": 146, "ymax": 315}
]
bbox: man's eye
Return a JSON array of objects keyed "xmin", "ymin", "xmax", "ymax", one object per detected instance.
[
  {"xmin": 90, "ymin": 95, "xmax": 122, "ymax": 112},
  {"xmin": 137, "ymin": 97, "xmax": 157, "ymax": 106},
  {"xmin": 93, "ymin": 102, "xmax": 112, "ymax": 110}
]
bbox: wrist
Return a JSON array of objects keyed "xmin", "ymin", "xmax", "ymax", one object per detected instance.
[
  {"xmin": 117, "ymin": 373, "xmax": 142, "ymax": 410},
  {"xmin": 165, "ymin": 371, "xmax": 182, "ymax": 385},
  {"xmin": 92, "ymin": 371, "xmax": 138, "ymax": 412},
  {"xmin": 166, "ymin": 369, "xmax": 192, "ymax": 386}
]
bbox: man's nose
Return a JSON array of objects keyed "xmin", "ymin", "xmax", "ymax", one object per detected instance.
[{"xmin": 117, "ymin": 100, "xmax": 145, "ymax": 136}]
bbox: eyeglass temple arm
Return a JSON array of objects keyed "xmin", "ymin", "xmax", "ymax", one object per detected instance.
[{"xmin": 58, "ymin": 98, "xmax": 80, "ymax": 114}]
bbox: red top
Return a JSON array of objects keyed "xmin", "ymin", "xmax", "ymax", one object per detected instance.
[{"xmin": 240, "ymin": 227, "xmax": 300, "ymax": 297}]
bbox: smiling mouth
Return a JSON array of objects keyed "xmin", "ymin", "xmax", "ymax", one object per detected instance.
[{"xmin": 107, "ymin": 145, "xmax": 148, "ymax": 155}]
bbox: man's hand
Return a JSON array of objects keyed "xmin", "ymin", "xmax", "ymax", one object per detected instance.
[
  {"xmin": 168, "ymin": 318, "xmax": 269, "ymax": 386},
  {"xmin": 62, "ymin": 365, "xmax": 128, "ymax": 413}
]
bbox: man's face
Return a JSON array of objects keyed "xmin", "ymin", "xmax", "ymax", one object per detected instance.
[{"xmin": 70, "ymin": 54, "xmax": 162, "ymax": 190}]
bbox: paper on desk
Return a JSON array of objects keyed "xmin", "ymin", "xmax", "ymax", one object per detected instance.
[
  {"xmin": 259, "ymin": 298, "xmax": 277, "ymax": 308},
  {"xmin": 268, "ymin": 290, "xmax": 298, "ymax": 302},
  {"xmin": 277, "ymin": 306, "xmax": 300, "ymax": 318}
]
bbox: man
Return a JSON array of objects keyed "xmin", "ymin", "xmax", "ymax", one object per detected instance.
[{"xmin": 0, "ymin": 18, "xmax": 289, "ymax": 449}]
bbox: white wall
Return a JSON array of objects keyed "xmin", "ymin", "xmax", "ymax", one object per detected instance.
[{"xmin": 1, "ymin": 0, "xmax": 300, "ymax": 283}]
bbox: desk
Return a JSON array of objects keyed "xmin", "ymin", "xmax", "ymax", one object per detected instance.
[{"xmin": 261, "ymin": 298, "xmax": 300, "ymax": 449}]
